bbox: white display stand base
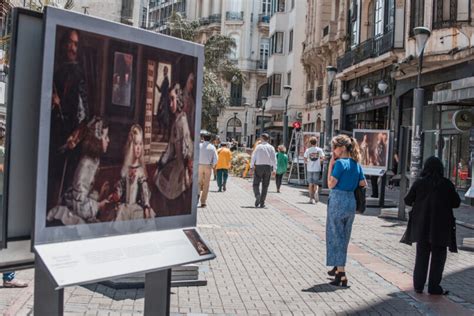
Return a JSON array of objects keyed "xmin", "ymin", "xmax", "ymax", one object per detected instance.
[
  {"xmin": 460, "ymin": 238, "xmax": 474, "ymax": 252},
  {"xmin": 379, "ymin": 207, "xmax": 408, "ymax": 220}
]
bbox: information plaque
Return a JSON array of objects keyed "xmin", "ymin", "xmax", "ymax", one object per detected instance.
[{"xmin": 35, "ymin": 228, "xmax": 214, "ymax": 289}]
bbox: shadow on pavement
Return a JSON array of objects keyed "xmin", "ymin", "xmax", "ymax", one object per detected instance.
[{"xmin": 302, "ymin": 283, "xmax": 351, "ymax": 293}]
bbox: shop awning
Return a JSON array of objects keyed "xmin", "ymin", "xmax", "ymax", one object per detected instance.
[{"xmin": 429, "ymin": 77, "xmax": 474, "ymax": 106}]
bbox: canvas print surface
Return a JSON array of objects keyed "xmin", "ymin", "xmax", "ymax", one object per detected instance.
[
  {"xmin": 46, "ymin": 26, "xmax": 197, "ymax": 227},
  {"xmin": 353, "ymin": 130, "xmax": 390, "ymax": 170}
]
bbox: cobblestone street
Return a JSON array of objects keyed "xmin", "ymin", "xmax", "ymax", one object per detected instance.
[{"xmin": 1, "ymin": 176, "xmax": 473, "ymax": 315}]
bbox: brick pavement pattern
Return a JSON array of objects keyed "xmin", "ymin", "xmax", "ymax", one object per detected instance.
[{"xmin": 0, "ymin": 176, "xmax": 473, "ymax": 315}]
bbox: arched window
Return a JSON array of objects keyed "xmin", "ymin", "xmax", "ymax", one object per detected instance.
[
  {"xmin": 367, "ymin": 0, "xmax": 375, "ymax": 39},
  {"xmin": 316, "ymin": 116, "xmax": 322, "ymax": 132},
  {"xmin": 226, "ymin": 117, "xmax": 242, "ymax": 141},
  {"xmin": 256, "ymin": 83, "xmax": 269, "ymax": 105}
]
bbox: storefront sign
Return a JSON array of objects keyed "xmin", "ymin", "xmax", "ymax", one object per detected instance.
[
  {"xmin": 452, "ymin": 110, "xmax": 473, "ymax": 132},
  {"xmin": 345, "ymin": 96, "xmax": 390, "ymax": 115}
]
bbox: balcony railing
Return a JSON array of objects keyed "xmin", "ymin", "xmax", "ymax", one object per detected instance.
[
  {"xmin": 258, "ymin": 14, "xmax": 270, "ymax": 23},
  {"xmin": 209, "ymin": 14, "xmax": 221, "ymax": 24},
  {"xmin": 337, "ymin": 30, "xmax": 394, "ymax": 72},
  {"xmin": 226, "ymin": 11, "xmax": 244, "ymax": 21}
]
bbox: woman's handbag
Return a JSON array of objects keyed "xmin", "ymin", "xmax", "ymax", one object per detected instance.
[{"xmin": 354, "ymin": 186, "xmax": 366, "ymax": 213}]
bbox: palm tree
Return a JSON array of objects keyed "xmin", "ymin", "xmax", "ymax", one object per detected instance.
[{"xmin": 167, "ymin": 12, "xmax": 243, "ymax": 133}]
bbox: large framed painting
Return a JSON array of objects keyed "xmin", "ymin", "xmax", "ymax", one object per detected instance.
[
  {"xmin": 34, "ymin": 7, "xmax": 204, "ymax": 244},
  {"xmin": 353, "ymin": 129, "xmax": 390, "ymax": 175}
]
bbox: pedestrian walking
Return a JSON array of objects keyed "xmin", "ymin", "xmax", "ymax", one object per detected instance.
[
  {"xmin": 216, "ymin": 142, "xmax": 232, "ymax": 192},
  {"xmin": 275, "ymin": 145, "xmax": 288, "ymax": 193},
  {"xmin": 303, "ymin": 137, "xmax": 325, "ymax": 203},
  {"xmin": 326, "ymin": 135, "xmax": 367, "ymax": 287},
  {"xmin": 250, "ymin": 133, "xmax": 276, "ymax": 208},
  {"xmin": 401, "ymin": 156, "xmax": 460, "ymax": 295},
  {"xmin": 198, "ymin": 131, "xmax": 218, "ymax": 207}
]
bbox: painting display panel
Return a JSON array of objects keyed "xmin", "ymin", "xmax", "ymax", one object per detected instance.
[
  {"xmin": 353, "ymin": 129, "xmax": 390, "ymax": 171},
  {"xmin": 43, "ymin": 22, "xmax": 199, "ymax": 231}
]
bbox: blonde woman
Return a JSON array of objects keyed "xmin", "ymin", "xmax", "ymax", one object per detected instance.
[
  {"xmin": 326, "ymin": 135, "xmax": 367, "ymax": 286},
  {"xmin": 110, "ymin": 124, "xmax": 155, "ymax": 221}
]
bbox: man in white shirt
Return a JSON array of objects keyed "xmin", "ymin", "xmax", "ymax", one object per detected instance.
[
  {"xmin": 303, "ymin": 136, "xmax": 325, "ymax": 204},
  {"xmin": 199, "ymin": 131, "xmax": 218, "ymax": 207},
  {"xmin": 250, "ymin": 133, "xmax": 276, "ymax": 208}
]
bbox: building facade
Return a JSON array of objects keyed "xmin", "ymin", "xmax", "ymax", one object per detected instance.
[
  {"xmin": 265, "ymin": 0, "xmax": 307, "ymax": 146},
  {"xmin": 302, "ymin": 0, "xmax": 474, "ymax": 199},
  {"xmin": 194, "ymin": 0, "xmax": 270, "ymax": 146}
]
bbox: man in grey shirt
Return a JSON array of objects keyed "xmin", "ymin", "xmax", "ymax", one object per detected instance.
[
  {"xmin": 198, "ymin": 131, "xmax": 218, "ymax": 207},
  {"xmin": 250, "ymin": 133, "xmax": 276, "ymax": 208}
]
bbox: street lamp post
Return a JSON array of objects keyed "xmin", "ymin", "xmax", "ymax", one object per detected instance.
[
  {"xmin": 243, "ymin": 102, "xmax": 250, "ymax": 147},
  {"xmin": 322, "ymin": 66, "xmax": 337, "ymax": 189},
  {"xmin": 282, "ymin": 85, "xmax": 292, "ymax": 149},
  {"xmin": 233, "ymin": 112, "xmax": 238, "ymax": 141},
  {"xmin": 410, "ymin": 26, "xmax": 431, "ymax": 185},
  {"xmin": 260, "ymin": 97, "xmax": 267, "ymax": 137}
]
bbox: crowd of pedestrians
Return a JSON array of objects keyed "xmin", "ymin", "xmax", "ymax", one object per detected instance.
[{"xmin": 197, "ymin": 130, "xmax": 461, "ymax": 293}]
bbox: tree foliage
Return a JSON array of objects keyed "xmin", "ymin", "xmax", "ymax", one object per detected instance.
[{"xmin": 167, "ymin": 12, "xmax": 243, "ymax": 133}]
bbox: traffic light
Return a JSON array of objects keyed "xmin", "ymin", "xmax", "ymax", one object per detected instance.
[{"xmin": 292, "ymin": 121, "xmax": 301, "ymax": 130}]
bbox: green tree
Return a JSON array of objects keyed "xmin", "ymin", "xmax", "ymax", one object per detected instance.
[{"xmin": 167, "ymin": 12, "xmax": 243, "ymax": 133}]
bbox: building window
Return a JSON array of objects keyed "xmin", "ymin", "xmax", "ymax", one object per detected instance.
[
  {"xmin": 268, "ymin": 74, "xmax": 282, "ymax": 96},
  {"xmin": 271, "ymin": 0, "xmax": 286, "ymax": 15},
  {"xmin": 262, "ymin": 0, "xmax": 271, "ymax": 15},
  {"xmin": 349, "ymin": 0, "xmax": 361, "ymax": 47},
  {"xmin": 410, "ymin": 0, "xmax": 424, "ymax": 35},
  {"xmin": 287, "ymin": 72, "xmax": 291, "ymax": 86},
  {"xmin": 270, "ymin": 32, "xmax": 284, "ymax": 54},
  {"xmin": 230, "ymin": 82, "xmax": 242, "ymax": 106},
  {"xmin": 230, "ymin": 34, "xmax": 240, "ymax": 60},
  {"xmin": 374, "ymin": 0, "xmax": 384, "ymax": 37},
  {"xmin": 259, "ymin": 38, "xmax": 270, "ymax": 69},
  {"xmin": 433, "ymin": 0, "xmax": 470, "ymax": 29},
  {"xmin": 288, "ymin": 29, "xmax": 293, "ymax": 52}
]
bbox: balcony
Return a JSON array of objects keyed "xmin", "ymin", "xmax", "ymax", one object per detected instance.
[
  {"xmin": 199, "ymin": 14, "xmax": 221, "ymax": 26},
  {"xmin": 226, "ymin": 11, "xmax": 244, "ymax": 21},
  {"xmin": 257, "ymin": 13, "xmax": 270, "ymax": 33},
  {"xmin": 337, "ymin": 30, "xmax": 394, "ymax": 72},
  {"xmin": 321, "ymin": 21, "xmax": 337, "ymax": 45}
]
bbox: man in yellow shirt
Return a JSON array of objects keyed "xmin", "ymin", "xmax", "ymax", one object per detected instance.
[{"xmin": 216, "ymin": 142, "xmax": 232, "ymax": 192}]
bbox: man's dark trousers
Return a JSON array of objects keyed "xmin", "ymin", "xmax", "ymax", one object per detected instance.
[{"xmin": 253, "ymin": 165, "xmax": 272, "ymax": 206}]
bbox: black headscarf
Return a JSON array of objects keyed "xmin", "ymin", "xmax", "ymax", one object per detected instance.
[{"xmin": 420, "ymin": 156, "xmax": 444, "ymax": 183}]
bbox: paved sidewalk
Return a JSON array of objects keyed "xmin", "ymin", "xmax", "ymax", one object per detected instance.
[{"xmin": 1, "ymin": 176, "xmax": 473, "ymax": 315}]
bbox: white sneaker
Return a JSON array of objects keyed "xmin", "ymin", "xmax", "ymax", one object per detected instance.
[{"xmin": 309, "ymin": 198, "xmax": 315, "ymax": 204}]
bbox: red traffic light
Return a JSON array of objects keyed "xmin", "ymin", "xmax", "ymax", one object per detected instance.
[{"xmin": 292, "ymin": 121, "xmax": 301, "ymax": 129}]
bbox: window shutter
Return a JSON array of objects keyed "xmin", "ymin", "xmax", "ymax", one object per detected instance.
[{"xmin": 457, "ymin": 0, "xmax": 469, "ymax": 21}]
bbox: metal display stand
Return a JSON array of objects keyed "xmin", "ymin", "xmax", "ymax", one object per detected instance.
[
  {"xmin": 34, "ymin": 257, "xmax": 64, "ymax": 316},
  {"xmin": 34, "ymin": 259, "xmax": 172, "ymax": 316},
  {"xmin": 144, "ymin": 269, "xmax": 171, "ymax": 316}
]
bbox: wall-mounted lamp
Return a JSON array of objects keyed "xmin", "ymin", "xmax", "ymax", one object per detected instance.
[
  {"xmin": 363, "ymin": 84, "xmax": 372, "ymax": 94},
  {"xmin": 341, "ymin": 91, "xmax": 351, "ymax": 101},
  {"xmin": 351, "ymin": 88, "xmax": 359, "ymax": 98},
  {"xmin": 377, "ymin": 79, "xmax": 388, "ymax": 93}
]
